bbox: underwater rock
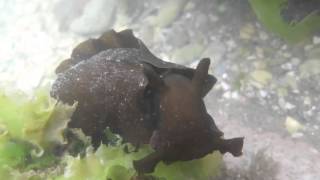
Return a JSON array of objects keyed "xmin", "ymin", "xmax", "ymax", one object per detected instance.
[
  {"xmin": 285, "ymin": 116, "xmax": 304, "ymax": 135},
  {"xmin": 249, "ymin": 70, "xmax": 273, "ymax": 88},
  {"xmin": 51, "ymin": 29, "xmax": 244, "ymax": 174},
  {"xmin": 299, "ymin": 59, "xmax": 320, "ymax": 78},
  {"xmin": 171, "ymin": 42, "xmax": 205, "ymax": 64},
  {"xmin": 149, "ymin": 0, "xmax": 188, "ymax": 28},
  {"xmin": 69, "ymin": 0, "xmax": 117, "ymax": 36}
]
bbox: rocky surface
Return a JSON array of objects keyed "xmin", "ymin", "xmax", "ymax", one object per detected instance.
[{"xmin": 0, "ymin": 0, "xmax": 319, "ymax": 179}]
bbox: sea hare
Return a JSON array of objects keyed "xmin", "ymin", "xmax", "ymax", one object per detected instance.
[{"xmin": 51, "ymin": 29, "xmax": 244, "ymax": 174}]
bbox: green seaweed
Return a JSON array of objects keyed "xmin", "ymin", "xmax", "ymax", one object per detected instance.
[
  {"xmin": 0, "ymin": 140, "xmax": 30, "ymax": 168},
  {"xmin": 0, "ymin": 88, "xmax": 74, "ymax": 179},
  {"xmin": 56, "ymin": 144, "xmax": 221, "ymax": 180},
  {"xmin": 249, "ymin": 0, "xmax": 320, "ymax": 43}
]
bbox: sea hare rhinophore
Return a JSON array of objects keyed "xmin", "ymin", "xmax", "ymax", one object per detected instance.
[{"xmin": 51, "ymin": 29, "xmax": 244, "ymax": 174}]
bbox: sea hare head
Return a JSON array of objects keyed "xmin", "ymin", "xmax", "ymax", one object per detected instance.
[
  {"xmin": 134, "ymin": 59, "xmax": 244, "ymax": 173},
  {"xmin": 148, "ymin": 58, "xmax": 224, "ymax": 157}
]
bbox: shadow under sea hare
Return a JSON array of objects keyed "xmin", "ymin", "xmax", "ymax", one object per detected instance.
[{"xmin": 51, "ymin": 29, "xmax": 244, "ymax": 174}]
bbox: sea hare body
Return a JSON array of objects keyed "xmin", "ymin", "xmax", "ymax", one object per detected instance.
[{"xmin": 51, "ymin": 29, "xmax": 244, "ymax": 173}]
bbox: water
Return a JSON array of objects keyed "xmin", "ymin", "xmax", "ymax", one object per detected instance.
[{"xmin": 0, "ymin": 0, "xmax": 319, "ymax": 179}]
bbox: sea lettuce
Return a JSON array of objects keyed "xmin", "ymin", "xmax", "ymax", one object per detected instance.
[
  {"xmin": 0, "ymin": 88, "xmax": 76, "ymax": 147},
  {"xmin": 56, "ymin": 144, "xmax": 222, "ymax": 180},
  {"xmin": 0, "ymin": 87, "xmax": 75, "ymax": 179}
]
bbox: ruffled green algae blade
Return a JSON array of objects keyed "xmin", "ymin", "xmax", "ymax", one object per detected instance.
[
  {"xmin": 56, "ymin": 144, "xmax": 222, "ymax": 180},
  {"xmin": 249, "ymin": 0, "xmax": 320, "ymax": 43}
]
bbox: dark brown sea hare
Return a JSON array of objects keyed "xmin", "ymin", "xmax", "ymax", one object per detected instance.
[{"xmin": 51, "ymin": 29, "xmax": 244, "ymax": 174}]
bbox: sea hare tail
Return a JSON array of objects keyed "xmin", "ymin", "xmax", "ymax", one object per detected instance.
[{"xmin": 219, "ymin": 137, "xmax": 244, "ymax": 157}]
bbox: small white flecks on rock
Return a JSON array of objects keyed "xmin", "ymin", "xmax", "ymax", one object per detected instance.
[
  {"xmin": 231, "ymin": 91, "xmax": 239, "ymax": 99},
  {"xmin": 223, "ymin": 91, "xmax": 231, "ymax": 99},
  {"xmin": 281, "ymin": 62, "xmax": 293, "ymax": 70},
  {"xmin": 221, "ymin": 81, "xmax": 230, "ymax": 90},
  {"xmin": 313, "ymin": 36, "xmax": 320, "ymax": 45},
  {"xmin": 259, "ymin": 90, "xmax": 268, "ymax": 98}
]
